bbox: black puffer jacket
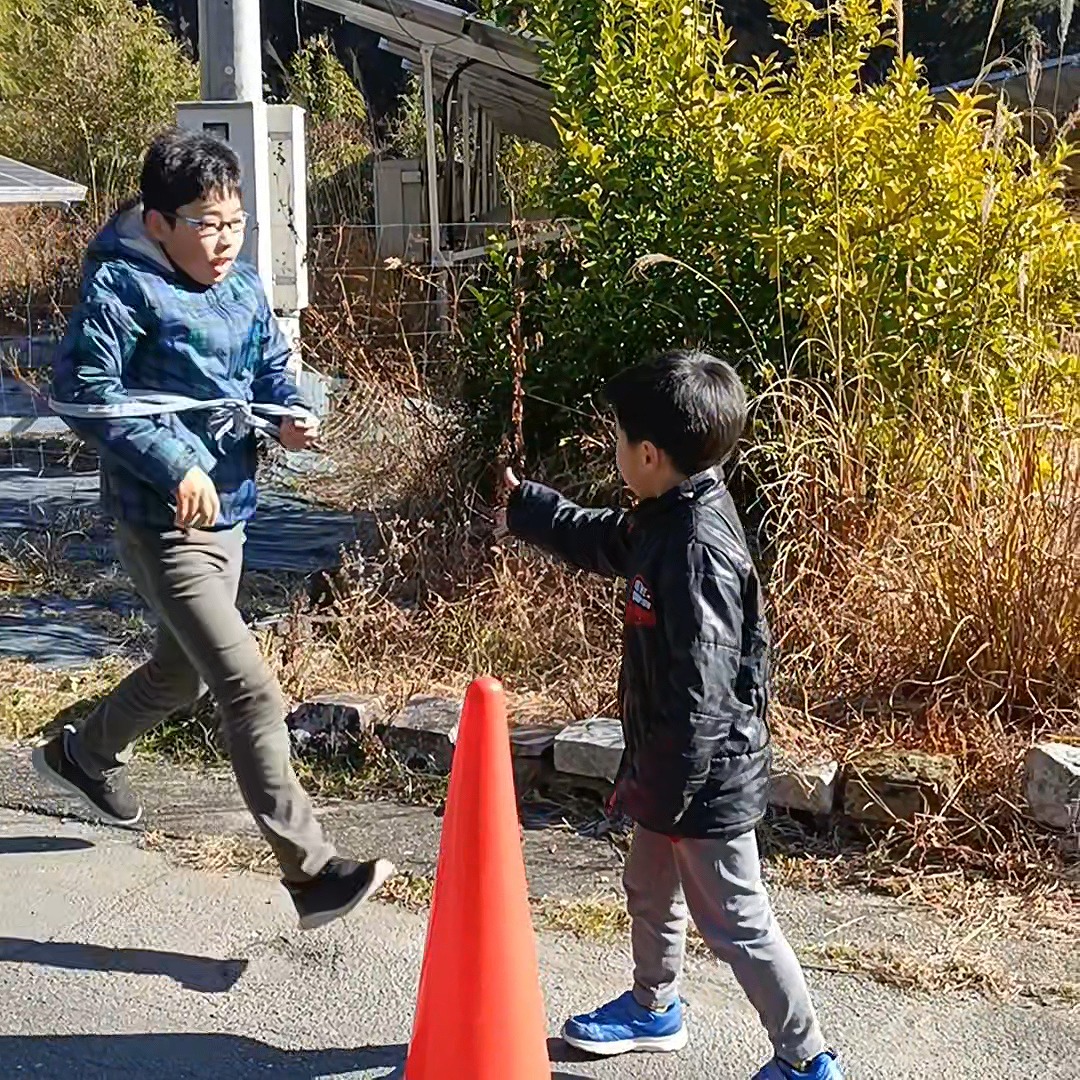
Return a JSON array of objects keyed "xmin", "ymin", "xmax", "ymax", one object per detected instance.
[{"xmin": 508, "ymin": 468, "xmax": 771, "ymax": 838}]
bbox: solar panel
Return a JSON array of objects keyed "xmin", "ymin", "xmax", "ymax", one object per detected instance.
[{"xmin": 0, "ymin": 156, "xmax": 87, "ymax": 205}]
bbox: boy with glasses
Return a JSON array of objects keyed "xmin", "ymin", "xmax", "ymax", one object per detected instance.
[{"xmin": 36, "ymin": 128, "xmax": 394, "ymax": 928}]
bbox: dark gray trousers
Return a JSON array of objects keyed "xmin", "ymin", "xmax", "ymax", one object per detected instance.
[{"xmin": 69, "ymin": 523, "xmax": 334, "ymax": 882}]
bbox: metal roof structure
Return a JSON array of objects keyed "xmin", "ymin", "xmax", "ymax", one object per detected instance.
[
  {"xmin": 0, "ymin": 156, "xmax": 87, "ymax": 205},
  {"xmin": 933, "ymin": 51, "xmax": 1080, "ymax": 93},
  {"xmin": 304, "ymin": 0, "xmax": 553, "ymax": 145},
  {"xmin": 303, "ymin": 0, "xmax": 557, "ymax": 265},
  {"xmin": 305, "ymin": 0, "xmax": 542, "ymax": 74},
  {"xmin": 389, "ymin": 43, "xmax": 556, "ymax": 147}
]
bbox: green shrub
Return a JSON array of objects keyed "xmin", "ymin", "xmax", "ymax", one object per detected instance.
[
  {"xmin": 466, "ymin": 0, "xmax": 1080, "ymax": 446},
  {"xmin": 279, "ymin": 35, "xmax": 371, "ymax": 224},
  {"xmin": 459, "ymin": 0, "xmax": 1080, "ymax": 744},
  {"xmin": 0, "ymin": 0, "xmax": 197, "ymax": 208},
  {"xmin": 385, "ymin": 74, "xmax": 428, "ymax": 160}
]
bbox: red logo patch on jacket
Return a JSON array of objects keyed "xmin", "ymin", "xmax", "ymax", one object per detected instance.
[{"xmin": 625, "ymin": 575, "xmax": 657, "ymax": 628}]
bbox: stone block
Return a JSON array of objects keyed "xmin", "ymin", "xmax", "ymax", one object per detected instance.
[
  {"xmin": 843, "ymin": 750, "xmax": 959, "ymax": 824},
  {"xmin": 287, "ymin": 694, "xmax": 385, "ymax": 756},
  {"xmin": 553, "ymin": 718, "xmax": 625, "ymax": 783},
  {"xmin": 512, "ymin": 756, "xmax": 553, "ymax": 796},
  {"xmin": 509, "ymin": 724, "xmax": 562, "ymax": 796},
  {"xmin": 1024, "ymin": 743, "xmax": 1080, "ymax": 832},
  {"xmin": 769, "ymin": 754, "xmax": 839, "ymax": 815},
  {"xmin": 509, "ymin": 723, "xmax": 564, "ymax": 758},
  {"xmin": 385, "ymin": 695, "xmax": 461, "ymax": 773}
]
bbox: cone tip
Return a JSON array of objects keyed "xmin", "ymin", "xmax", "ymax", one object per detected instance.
[{"xmin": 467, "ymin": 676, "xmax": 504, "ymax": 700}]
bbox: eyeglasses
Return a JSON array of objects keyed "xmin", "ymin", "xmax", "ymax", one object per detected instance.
[{"xmin": 164, "ymin": 211, "xmax": 249, "ymax": 238}]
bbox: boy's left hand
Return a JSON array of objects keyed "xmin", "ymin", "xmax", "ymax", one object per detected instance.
[
  {"xmin": 494, "ymin": 466, "xmax": 522, "ymax": 539},
  {"xmin": 279, "ymin": 413, "xmax": 319, "ymax": 451}
]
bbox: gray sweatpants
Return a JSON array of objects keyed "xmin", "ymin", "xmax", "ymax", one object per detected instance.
[
  {"xmin": 625, "ymin": 825, "xmax": 827, "ymax": 1065},
  {"xmin": 69, "ymin": 522, "xmax": 335, "ymax": 883}
]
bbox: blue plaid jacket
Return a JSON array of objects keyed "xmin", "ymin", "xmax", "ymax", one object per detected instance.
[{"xmin": 52, "ymin": 205, "xmax": 303, "ymax": 528}]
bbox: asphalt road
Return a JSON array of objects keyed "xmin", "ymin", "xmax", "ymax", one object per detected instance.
[{"xmin": 0, "ymin": 807, "xmax": 1075, "ymax": 1079}]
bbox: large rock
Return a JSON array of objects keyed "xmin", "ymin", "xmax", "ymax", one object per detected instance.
[
  {"xmin": 843, "ymin": 750, "xmax": 959, "ymax": 824},
  {"xmin": 287, "ymin": 694, "xmax": 385, "ymax": 756},
  {"xmin": 1025, "ymin": 743, "xmax": 1080, "ymax": 832},
  {"xmin": 554, "ymin": 718, "xmax": 625, "ymax": 783},
  {"xmin": 770, "ymin": 754, "xmax": 839, "ymax": 815},
  {"xmin": 385, "ymin": 695, "xmax": 461, "ymax": 772}
]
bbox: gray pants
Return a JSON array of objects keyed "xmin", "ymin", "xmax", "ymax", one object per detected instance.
[
  {"xmin": 626, "ymin": 826, "xmax": 826, "ymax": 1065},
  {"xmin": 69, "ymin": 523, "xmax": 335, "ymax": 883}
]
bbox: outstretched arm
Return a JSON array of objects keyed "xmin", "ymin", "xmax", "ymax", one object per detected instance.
[{"xmin": 506, "ymin": 471, "xmax": 632, "ymax": 579}]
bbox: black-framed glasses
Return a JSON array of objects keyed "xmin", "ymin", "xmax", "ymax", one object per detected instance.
[{"xmin": 164, "ymin": 210, "xmax": 249, "ymax": 238}]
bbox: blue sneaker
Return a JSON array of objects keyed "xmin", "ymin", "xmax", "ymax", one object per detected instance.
[
  {"xmin": 752, "ymin": 1050, "xmax": 845, "ymax": 1080},
  {"xmin": 561, "ymin": 990, "xmax": 688, "ymax": 1056}
]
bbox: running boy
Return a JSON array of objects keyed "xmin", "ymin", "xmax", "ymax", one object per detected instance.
[
  {"xmin": 504, "ymin": 350, "xmax": 843, "ymax": 1079},
  {"xmin": 35, "ymin": 129, "xmax": 393, "ymax": 929}
]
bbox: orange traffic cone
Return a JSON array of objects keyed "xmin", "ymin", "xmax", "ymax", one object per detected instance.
[{"xmin": 404, "ymin": 677, "xmax": 550, "ymax": 1080}]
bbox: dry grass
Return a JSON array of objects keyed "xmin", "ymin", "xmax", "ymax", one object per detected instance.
[
  {"xmin": 534, "ymin": 890, "xmax": 1080, "ymax": 1002},
  {"xmin": 0, "ymin": 509, "xmax": 120, "ymax": 600},
  {"xmin": 140, "ymin": 829, "xmax": 279, "ymax": 875},
  {"xmin": 800, "ymin": 941, "xmax": 1016, "ymax": 998},
  {"xmin": 0, "ymin": 209, "xmax": 1076, "ymax": 944},
  {"xmin": 742, "ymin": 374, "xmax": 1080, "ymax": 884},
  {"xmin": 0, "ymin": 206, "xmax": 93, "ymax": 336},
  {"xmin": 250, "ymin": 331, "xmax": 623, "ymax": 719},
  {"xmin": 0, "ymin": 657, "xmax": 134, "ymax": 743},
  {"xmin": 262, "ymin": 345, "xmax": 1080, "ymax": 888}
]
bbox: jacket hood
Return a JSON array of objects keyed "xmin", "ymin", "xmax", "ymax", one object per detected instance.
[{"xmin": 86, "ymin": 203, "xmax": 176, "ymax": 278}]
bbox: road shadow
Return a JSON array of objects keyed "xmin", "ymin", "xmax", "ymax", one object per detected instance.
[
  {"xmin": 549, "ymin": 1035, "xmax": 604, "ymax": 1065},
  {"xmin": 0, "ymin": 835, "xmax": 93, "ymax": 854},
  {"xmin": 0, "ymin": 1033, "xmax": 600, "ymax": 1078},
  {"xmin": 0, "ymin": 938, "xmax": 248, "ymax": 992},
  {"xmin": 0, "ymin": 1035, "xmax": 407, "ymax": 1078}
]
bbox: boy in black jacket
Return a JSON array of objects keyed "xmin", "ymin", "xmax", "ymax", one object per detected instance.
[{"xmin": 505, "ymin": 351, "xmax": 843, "ymax": 1080}]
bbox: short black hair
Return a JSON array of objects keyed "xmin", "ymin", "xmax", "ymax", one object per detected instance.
[
  {"xmin": 603, "ymin": 349, "xmax": 747, "ymax": 475},
  {"xmin": 140, "ymin": 128, "xmax": 242, "ymax": 217}
]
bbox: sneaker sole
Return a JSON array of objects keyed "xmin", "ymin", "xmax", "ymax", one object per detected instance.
[
  {"xmin": 297, "ymin": 858, "xmax": 397, "ymax": 931},
  {"xmin": 31, "ymin": 744, "xmax": 143, "ymax": 828},
  {"xmin": 561, "ymin": 1024, "xmax": 689, "ymax": 1057}
]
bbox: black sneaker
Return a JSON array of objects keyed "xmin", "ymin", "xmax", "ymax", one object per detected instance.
[
  {"xmin": 286, "ymin": 856, "xmax": 396, "ymax": 931},
  {"xmin": 31, "ymin": 725, "xmax": 143, "ymax": 826}
]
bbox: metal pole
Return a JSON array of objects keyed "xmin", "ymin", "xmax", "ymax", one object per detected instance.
[
  {"xmin": 420, "ymin": 45, "xmax": 442, "ymax": 266},
  {"xmin": 198, "ymin": 0, "xmax": 263, "ymax": 102},
  {"xmin": 479, "ymin": 112, "xmax": 489, "ymax": 219},
  {"xmin": 461, "ymin": 87, "xmax": 472, "ymax": 226}
]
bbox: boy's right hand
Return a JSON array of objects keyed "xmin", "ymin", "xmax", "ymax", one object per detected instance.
[
  {"xmin": 175, "ymin": 466, "xmax": 220, "ymax": 529},
  {"xmin": 504, "ymin": 467, "xmax": 521, "ymax": 493}
]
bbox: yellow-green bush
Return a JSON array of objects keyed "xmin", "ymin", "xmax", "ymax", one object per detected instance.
[
  {"xmin": 0, "ymin": 0, "xmax": 197, "ymax": 207},
  {"xmin": 469, "ymin": 0, "xmax": 1080, "ymax": 437}
]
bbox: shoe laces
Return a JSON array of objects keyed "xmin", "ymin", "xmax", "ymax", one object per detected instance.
[{"xmin": 99, "ymin": 769, "xmax": 128, "ymax": 794}]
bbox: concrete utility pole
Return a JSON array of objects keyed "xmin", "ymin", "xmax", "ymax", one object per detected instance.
[
  {"xmin": 189, "ymin": 0, "xmax": 309, "ymax": 389},
  {"xmin": 197, "ymin": 0, "xmax": 263, "ymax": 103},
  {"xmin": 192, "ymin": 0, "xmax": 272, "ymax": 291}
]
